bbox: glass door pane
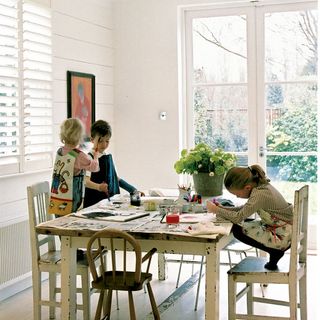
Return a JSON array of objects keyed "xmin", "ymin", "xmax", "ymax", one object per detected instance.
[
  {"xmin": 191, "ymin": 13, "xmax": 250, "ymax": 166},
  {"xmin": 264, "ymin": 9, "xmax": 318, "ymax": 214}
]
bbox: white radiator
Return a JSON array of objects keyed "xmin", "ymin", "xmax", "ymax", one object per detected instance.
[{"xmin": 0, "ymin": 220, "xmax": 32, "ymax": 286}]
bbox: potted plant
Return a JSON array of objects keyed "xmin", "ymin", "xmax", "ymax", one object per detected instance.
[{"xmin": 174, "ymin": 143, "xmax": 237, "ymax": 196}]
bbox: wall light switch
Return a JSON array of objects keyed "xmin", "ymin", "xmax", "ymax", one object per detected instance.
[{"xmin": 159, "ymin": 111, "xmax": 167, "ymax": 120}]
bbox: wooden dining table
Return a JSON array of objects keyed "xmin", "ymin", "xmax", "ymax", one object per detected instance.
[{"xmin": 35, "ymin": 209, "xmax": 232, "ymax": 319}]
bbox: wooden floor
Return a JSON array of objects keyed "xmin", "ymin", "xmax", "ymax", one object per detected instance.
[{"xmin": 0, "ymin": 251, "xmax": 319, "ymax": 320}]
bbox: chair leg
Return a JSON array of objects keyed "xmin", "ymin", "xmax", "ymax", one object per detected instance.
[
  {"xmin": 33, "ymin": 270, "xmax": 42, "ymax": 320},
  {"xmin": 191, "ymin": 255, "xmax": 195, "ymax": 275},
  {"xmin": 146, "ymin": 282, "xmax": 160, "ymax": 319},
  {"xmin": 116, "ymin": 290, "xmax": 119, "ymax": 310},
  {"xmin": 289, "ymin": 281, "xmax": 298, "ymax": 319},
  {"xmin": 81, "ymin": 269, "xmax": 90, "ymax": 320},
  {"xmin": 228, "ymin": 275, "xmax": 236, "ymax": 320},
  {"xmin": 194, "ymin": 255, "xmax": 204, "ymax": 311},
  {"xmin": 176, "ymin": 254, "xmax": 184, "ymax": 288},
  {"xmin": 95, "ymin": 291, "xmax": 105, "ymax": 320},
  {"xmin": 255, "ymin": 248, "xmax": 268, "ymax": 290},
  {"xmin": 299, "ymin": 273, "xmax": 307, "ymax": 320},
  {"xmin": 48, "ymin": 272, "xmax": 57, "ymax": 319},
  {"xmin": 247, "ymin": 283, "xmax": 253, "ymax": 315},
  {"xmin": 227, "ymin": 250, "xmax": 233, "ymax": 268},
  {"xmin": 128, "ymin": 291, "xmax": 136, "ymax": 320},
  {"xmin": 104, "ymin": 289, "xmax": 113, "ymax": 319},
  {"xmin": 259, "ymin": 283, "xmax": 265, "ymax": 297}
]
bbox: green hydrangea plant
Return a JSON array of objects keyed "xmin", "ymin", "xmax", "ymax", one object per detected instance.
[{"xmin": 174, "ymin": 143, "xmax": 237, "ymax": 176}]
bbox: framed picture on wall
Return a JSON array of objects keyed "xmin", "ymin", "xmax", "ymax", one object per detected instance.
[{"xmin": 67, "ymin": 71, "xmax": 95, "ymax": 140}]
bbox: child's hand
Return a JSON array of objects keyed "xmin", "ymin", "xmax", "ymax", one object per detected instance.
[
  {"xmin": 206, "ymin": 200, "xmax": 218, "ymax": 213},
  {"xmin": 98, "ymin": 182, "xmax": 108, "ymax": 193},
  {"xmin": 138, "ymin": 191, "xmax": 145, "ymax": 197},
  {"xmin": 93, "ymin": 136, "xmax": 100, "ymax": 153}
]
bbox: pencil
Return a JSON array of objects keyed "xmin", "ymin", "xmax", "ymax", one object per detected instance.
[{"xmin": 160, "ymin": 213, "xmax": 166, "ymax": 223}]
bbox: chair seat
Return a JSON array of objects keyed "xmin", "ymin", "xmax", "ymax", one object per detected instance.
[
  {"xmin": 40, "ymin": 250, "xmax": 61, "ymax": 264},
  {"xmin": 92, "ymin": 271, "xmax": 153, "ymax": 291},
  {"xmin": 39, "ymin": 249, "xmax": 93, "ymax": 267},
  {"xmin": 228, "ymin": 256, "xmax": 290, "ymax": 275}
]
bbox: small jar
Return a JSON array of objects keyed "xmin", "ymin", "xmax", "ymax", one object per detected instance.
[
  {"xmin": 130, "ymin": 191, "xmax": 141, "ymax": 206},
  {"xmin": 166, "ymin": 213, "xmax": 180, "ymax": 224}
]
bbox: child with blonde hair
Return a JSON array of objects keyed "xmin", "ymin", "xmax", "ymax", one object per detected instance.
[
  {"xmin": 207, "ymin": 164, "xmax": 293, "ymax": 270},
  {"xmin": 49, "ymin": 118, "xmax": 99, "ymax": 215}
]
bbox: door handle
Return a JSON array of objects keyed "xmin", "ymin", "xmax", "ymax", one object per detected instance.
[
  {"xmin": 259, "ymin": 146, "xmax": 266, "ymax": 157},
  {"xmin": 259, "ymin": 146, "xmax": 273, "ymax": 157}
]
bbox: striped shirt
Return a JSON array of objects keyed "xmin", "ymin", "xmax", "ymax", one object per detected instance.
[{"xmin": 216, "ymin": 183, "xmax": 293, "ymax": 224}]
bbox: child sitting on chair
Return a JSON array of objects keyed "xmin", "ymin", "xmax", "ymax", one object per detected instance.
[
  {"xmin": 83, "ymin": 119, "xmax": 144, "ymax": 208},
  {"xmin": 206, "ymin": 164, "xmax": 293, "ymax": 270}
]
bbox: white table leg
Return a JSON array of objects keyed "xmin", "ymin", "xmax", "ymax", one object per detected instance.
[
  {"xmin": 205, "ymin": 243, "xmax": 220, "ymax": 320},
  {"xmin": 158, "ymin": 253, "xmax": 167, "ymax": 280},
  {"xmin": 61, "ymin": 236, "xmax": 77, "ymax": 320}
]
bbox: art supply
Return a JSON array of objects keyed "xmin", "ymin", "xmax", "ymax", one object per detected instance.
[
  {"xmin": 130, "ymin": 191, "xmax": 141, "ymax": 206},
  {"xmin": 103, "ymin": 181, "xmax": 110, "ymax": 201},
  {"xmin": 192, "ymin": 204, "xmax": 204, "ymax": 213},
  {"xmin": 166, "ymin": 214, "xmax": 180, "ymax": 224},
  {"xmin": 143, "ymin": 200, "xmax": 157, "ymax": 211},
  {"xmin": 212, "ymin": 197, "xmax": 219, "ymax": 205},
  {"xmin": 160, "ymin": 212, "xmax": 166, "ymax": 223},
  {"xmin": 182, "ymin": 204, "xmax": 190, "ymax": 213}
]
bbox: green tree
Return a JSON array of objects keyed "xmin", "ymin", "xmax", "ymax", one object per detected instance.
[{"xmin": 266, "ymin": 84, "xmax": 317, "ymax": 182}]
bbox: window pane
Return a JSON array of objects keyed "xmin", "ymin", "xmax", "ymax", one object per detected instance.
[
  {"xmin": 265, "ymin": 10, "xmax": 317, "ymax": 82},
  {"xmin": 264, "ymin": 8, "xmax": 318, "ymax": 220},
  {"xmin": 193, "ymin": 15, "xmax": 247, "ymax": 84},
  {"xmin": 22, "ymin": 1, "xmax": 53, "ymax": 167},
  {"xmin": 266, "ymin": 82, "xmax": 317, "ymax": 153},
  {"xmin": 0, "ymin": 0, "xmax": 52, "ymax": 175},
  {"xmin": 194, "ymin": 85, "xmax": 248, "ymax": 152}
]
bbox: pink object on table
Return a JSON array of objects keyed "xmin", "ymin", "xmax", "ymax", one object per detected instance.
[{"xmin": 212, "ymin": 198, "xmax": 219, "ymax": 205}]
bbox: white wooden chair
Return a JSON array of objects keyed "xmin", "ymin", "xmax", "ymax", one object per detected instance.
[
  {"xmin": 86, "ymin": 228, "xmax": 160, "ymax": 320},
  {"xmin": 27, "ymin": 181, "xmax": 92, "ymax": 320},
  {"xmin": 227, "ymin": 185, "xmax": 308, "ymax": 320}
]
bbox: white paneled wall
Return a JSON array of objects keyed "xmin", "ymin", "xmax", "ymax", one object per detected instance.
[
  {"xmin": 0, "ymin": 221, "xmax": 31, "ymax": 301},
  {"xmin": 0, "ymin": 0, "xmax": 114, "ymax": 300},
  {"xmin": 52, "ymin": 0, "xmax": 114, "ymax": 144}
]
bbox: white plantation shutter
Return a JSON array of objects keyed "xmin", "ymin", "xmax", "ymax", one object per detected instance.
[{"xmin": 0, "ymin": 0, "xmax": 52, "ymax": 176}]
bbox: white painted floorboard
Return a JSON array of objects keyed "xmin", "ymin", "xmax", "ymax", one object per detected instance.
[{"xmin": 0, "ymin": 252, "xmax": 319, "ymax": 320}]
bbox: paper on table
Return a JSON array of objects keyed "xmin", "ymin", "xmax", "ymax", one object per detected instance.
[
  {"xmin": 73, "ymin": 208, "xmax": 149, "ymax": 222},
  {"xmin": 37, "ymin": 215, "xmax": 149, "ymax": 231},
  {"xmin": 179, "ymin": 213, "xmax": 214, "ymax": 223},
  {"xmin": 186, "ymin": 221, "xmax": 229, "ymax": 236}
]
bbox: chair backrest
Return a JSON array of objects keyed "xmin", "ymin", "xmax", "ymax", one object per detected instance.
[
  {"xmin": 27, "ymin": 181, "xmax": 57, "ymax": 261},
  {"xmin": 86, "ymin": 228, "xmax": 142, "ymax": 284},
  {"xmin": 289, "ymin": 185, "xmax": 308, "ymax": 274}
]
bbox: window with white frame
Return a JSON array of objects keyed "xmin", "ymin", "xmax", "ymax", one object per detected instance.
[
  {"xmin": 0, "ymin": 0, "xmax": 52, "ymax": 176},
  {"xmin": 182, "ymin": 0, "xmax": 318, "ymax": 248}
]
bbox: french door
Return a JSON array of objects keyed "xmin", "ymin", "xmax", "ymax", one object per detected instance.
[{"xmin": 184, "ymin": 1, "xmax": 318, "ymax": 227}]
